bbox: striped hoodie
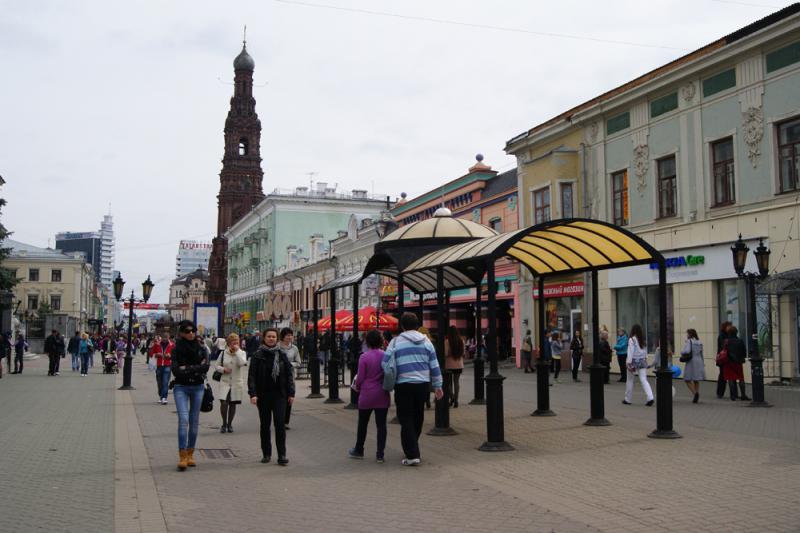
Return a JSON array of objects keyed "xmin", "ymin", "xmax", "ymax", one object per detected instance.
[{"xmin": 383, "ymin": 331, "xmax": 443, "ymax": 388}]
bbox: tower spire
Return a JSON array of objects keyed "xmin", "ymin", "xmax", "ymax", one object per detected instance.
[{"xmin": 243, "ymin": 24, "xmax": 247, "ymax": 46}]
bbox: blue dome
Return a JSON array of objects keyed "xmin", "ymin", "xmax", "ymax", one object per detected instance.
[{"xmin": 233, "ymin": 44, "xmax": 255, "ymax": 71}]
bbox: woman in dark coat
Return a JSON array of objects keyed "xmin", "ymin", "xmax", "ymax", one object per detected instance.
[
  {"xmin": 722, "ymin": 326, "xmax": 750, "ymax": 401},
  {"xmin": 716, "ymin": 321, "xmax": 732, "ymax": 399},
  {"xmin": 570, "ymin": 332, "xmax": 584, "ymax": 382}
]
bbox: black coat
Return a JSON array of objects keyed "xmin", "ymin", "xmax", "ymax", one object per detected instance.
[
  {"xmin": 726, "ymin": 336, "xmax": 747, "ymax": 364},
  {"xmin": 598, "ymin": 339, "xmax": 613, "ymax": 364},
  {"xmin": 170, "ymin": 338, "xmax": 209, "ymax": 386},
  {"xmin": 44, "ymin": 334, "xmax": 65, "ymax": 356},
  {"xmin": 248, "ymin": 345, "xmax": 295, "ymax": 399}
]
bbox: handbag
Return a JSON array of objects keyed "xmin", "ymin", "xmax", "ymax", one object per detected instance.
[
  {"xmin": 679, "ymin": 353, "xmax": 692, "ymax": 363},
  {"xmin": 715, "ymin": 340, "xmax": 729, "ymax": 366},
  {"xmin": 212, "ymin": 351, "xmax": 224, "ymax": 382},
  {"xmin": 201, "ymin": 382, "xmax": 215, "ymax": 412},
  {"xmin": 381, "ymin": 339, "xmax": 398, "ymax": 392},
  {"xmin": 522, "ymin": 339, "xmax": 532, "ymax": 352}
]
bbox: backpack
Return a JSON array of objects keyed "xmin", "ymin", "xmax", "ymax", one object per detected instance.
[{"xmin": 381, "ymin": 339, "xmax": 398, "ymax": 392}]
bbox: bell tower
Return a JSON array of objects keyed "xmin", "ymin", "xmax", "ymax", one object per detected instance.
[{"xmin": 208, "ymin": 37, "xmax": 265, "ymax": 306}]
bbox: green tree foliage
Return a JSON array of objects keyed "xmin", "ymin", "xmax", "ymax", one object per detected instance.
[{"xmin": 0, "ymin": 197, "xmax": 19, "ymax": 292}]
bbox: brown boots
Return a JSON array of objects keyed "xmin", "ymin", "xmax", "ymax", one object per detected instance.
[
  {"xmin": 186, "ymin": 448, "xmax": 196, "ymax": 467},
  {"xmin": 177, "ymin": 449, "xmax": 188, "ymax": 471}
]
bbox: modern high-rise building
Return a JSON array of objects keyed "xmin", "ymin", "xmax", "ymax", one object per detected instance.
[
  {"xmin": 56, "ymin": 214, "xmax": 115, "ymax": 293},
  {"xmin": 176, "ymin": 240, "xmax": 211, "ymax": 277}
]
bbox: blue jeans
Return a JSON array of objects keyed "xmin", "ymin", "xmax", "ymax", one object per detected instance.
[
  {"xmin": 80, "ymin": 353, "xmax": 90, "ymax": 374},
  {"xmin": 174, "ymin": 384, "xmax": 204, "ymax": 450},
  {"xmin": 72, "ymin": 353, "xmax": 80, "ymax": 371},
  {"xmin": 156, "ymin": 367, "xmax": 171, "ymax": 400}
]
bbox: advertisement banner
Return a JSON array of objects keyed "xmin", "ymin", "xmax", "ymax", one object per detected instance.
[
  {"xmin": 532, "ymin": 282, "xmax": 585, "ymax": 299},
  {"xmin": 194, "ymin": 303, "xmax": 221, "ymax": 338}
]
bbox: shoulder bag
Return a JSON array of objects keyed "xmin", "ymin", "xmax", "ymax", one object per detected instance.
[
  {"xmin": 212, "ymin": 351, "xmax": 224, "ymax": 382},
  {"xmin": 381, "ymin": 339, "xmax": 398, "ymax": 392},
  {"xmin": 715, "ymin": 340, "xmax": 729, "ymax": 366},
  {"xmin": 201, "ymin": 381, "xmax": 215, "ymax": 412}
]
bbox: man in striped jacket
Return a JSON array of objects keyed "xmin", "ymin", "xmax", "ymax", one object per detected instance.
[{"xmin": 383, "ymin": 313, "xmax": 443, "ymax": 466}]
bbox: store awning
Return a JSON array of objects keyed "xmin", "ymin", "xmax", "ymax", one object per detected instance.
[
  {"xmin": 403, "ymin": 218, "xmax": 663, "ymax": 286},
  {"xmin": 756, "ymin": 268, "xmax": 800, "ymax": 295}
]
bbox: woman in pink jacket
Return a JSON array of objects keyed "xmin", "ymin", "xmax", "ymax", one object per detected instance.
[{"xmin": 348, "ymin": 329, "xmax": 390, "ymax": 463}]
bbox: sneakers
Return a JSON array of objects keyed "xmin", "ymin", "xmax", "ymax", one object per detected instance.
[
  {"xmin": 348, "ymin": 448, "xmax": 364, "ymax": 459},
  {"xmin": 376, "ymin": 453, "xmax": 384, "ymax": 464},
  {"xmin": 401, "ymin": 458, "xmax": 421, "ymax": 466}
]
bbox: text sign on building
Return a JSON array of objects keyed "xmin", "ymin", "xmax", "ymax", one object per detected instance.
[
  {"xmin": 533, "ymin": 281, "xmax": 584, "ymax": 299},
  {"xmin": 607, "ymin": 240, "xmax": 764, "ymax": 289}
]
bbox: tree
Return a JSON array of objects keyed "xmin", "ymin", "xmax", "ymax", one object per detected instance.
[{"xmin": 0, "ymin": 196, "xmax": 18, "ymax": 292}]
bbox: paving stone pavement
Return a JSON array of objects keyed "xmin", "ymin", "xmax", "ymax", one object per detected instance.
[
  {"xmin": 0, "ymin": 355, "xmax": 115, "ymax": 533},
  {"xmin": 128, "ymin": 361, "xmax": 800, "ymax": 533}
]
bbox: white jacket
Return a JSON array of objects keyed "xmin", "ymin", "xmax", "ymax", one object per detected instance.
[{"xmin": 216, "ymin": 347, "xmax": 248, "ymax": 402}]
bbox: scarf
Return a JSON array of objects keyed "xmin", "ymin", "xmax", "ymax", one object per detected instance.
[{"xmin": 270, "ymin": 347, "xmax": 280, "ymax": 381}]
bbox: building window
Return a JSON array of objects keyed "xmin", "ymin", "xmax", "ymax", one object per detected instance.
[
  {"xmin": 611, "ymin": 170, "xmax": 629, "ymax": 226},
  {"xmin": 650, "ymin": 92, "xmax": 678, "ymax": 118},
  {"xmin": 778, "ymin": 117, "xmax": 800, "ymax": 193},
  {"xmin": 50, "ymin": 295, "xmax": 61, "ymax": 311},
  {"xmin": 766, "ymin": 40, "xmax": 800, "ymax": 73},
  {"xmin": 51, "ymin": 269, "xmax": 62, "ymax": 282},
  {"xmin": 238, "ymin": 138, "xmax": 249, "ymax": 156},
  {"xmin": 702, "ymin": 68, "xmax": 736, "ymax": 97},
  {"xmin": 489, "ymin": 217, "xmax": 503, "ymax": 232},
  {"xmin": 615, "ymin": 285, "xmax": 673, "ymax": 353},
  {"xmin": 657, "ymin": 156, "xmax": 677, "ymax": 218},
  {"xmin": 606, "ymin": 111, "xmax": 630, "ymax": 135},
  {"xmin": 718, "ymin": 279, "xmax": 772, "ymax": 358},
  {"xmin": 27, "ymin": 295, "xmax": 39, "ymax": 310},
  {"xmin": 560, "ymin": 183, "xmax": 574, "ymax": 219},
  {"xmin": 28, "ymin": 268, "xmax": 39, "ymax": 282},
  {"xmin": 711, "ymin": 138, "xmax": 735, "ymax": 206},
  {"xmin": 533, "ymin": 188, "xmax": 551, "ymax": 225}
]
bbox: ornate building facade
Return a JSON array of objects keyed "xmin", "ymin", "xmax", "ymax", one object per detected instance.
[{"xmin": 208, "ymin": 41, "xmax": 265, "ymax": 307}]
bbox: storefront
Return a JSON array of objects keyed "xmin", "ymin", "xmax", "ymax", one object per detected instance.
[{"xmin": 533, "ymin": 279, "xmax": 585, "ymax": 345}]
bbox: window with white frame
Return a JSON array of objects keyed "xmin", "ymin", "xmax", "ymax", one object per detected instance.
[
  {"xmin": 560, "ymin": 182, "xmax": 574, "ymax": 219},
  {"xmin": 532, "ymin": 187, "xmax": 551, "ymax": 225}
]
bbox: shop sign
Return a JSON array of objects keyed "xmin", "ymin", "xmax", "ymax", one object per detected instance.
[
  {"xmin": 649, "ymin": 255, "xmax": 705, "ymax": 269},
  {"xmin": 533, "ymin": 281, "xmax": 584, "ymax": 299}
]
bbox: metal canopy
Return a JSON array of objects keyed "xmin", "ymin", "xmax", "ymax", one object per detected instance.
[
  {"xmin": 404, "ymin": 218, "xmax": 663, "ymax": 282},
  {"xmin": 756, "ymin": 268, "xmax": 800, "ymax": 295}
]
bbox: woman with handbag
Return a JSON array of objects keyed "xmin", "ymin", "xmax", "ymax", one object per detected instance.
[
  {"xmin": 722, "ymin": 326, "xmax": 751, "ymax": 402},
  {"xmin": 214, "ymin": 333, "xmax": 247, "ymax": 433},
  {"xmin": 570, "ymin": 331, "xmax": 584, "ymax": 382},
  {"xmin": 622, "ymin": 324, "xmax": 654, "ymax": 406},
  {"xmin": 680, "ymin": 329, "xmax": 705, "ymax": 403},
  {"xmin": 348, "ymin": 329, "xmax": 390, "ymax": 462},
  {"xmin": 715, "ymin": 321, "xmax": 732, "ymax": 399},
  {"xmin": 171, "ymin": 320, "xmax": 210, "ymax": 471},
  {"xmin": 521, "ymin": 330, "xmax": 534, "ymax": 373}
]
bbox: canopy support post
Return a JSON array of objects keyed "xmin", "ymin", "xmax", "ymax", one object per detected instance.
[
  {"xmin": 429, "ymin": 267, "xmax": 456, "ymax": 436},
  {"xmin": 585, "ymin": 269, "xmax": 610, "ymax": 426},
  {"xmin": 649, "ymin": 261, "xmax": 680, "ymax": 438},
  {"xmin": 325, "ymin": 288, "xmax": 343, "ymax": 404},
  {"xmin": 345, "ymin": 284, "xmax": 360, "ymax": 410},
  {"xmin": 469, "ymin": 280, "xmax": 485, "ymax": 405},
  {"xmin": 398, "ymin": 275, "xmax": 405, "ymax": 314},
  {"xmin": 532, "ymin": 276, "xmax": 555, "ymax": 416},
  {"xmin": 480, "ymin": 260, "xmax": 513, "ymax": 451},
  {"xmin": 308, "ymin": 290, "xmax": 323, "ymax": 398}
]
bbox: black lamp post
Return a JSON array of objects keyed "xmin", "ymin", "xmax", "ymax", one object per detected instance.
[
  {"xmin": 114, "ymin": 273, "xmax": 154, "ymax": 390},
  {"xmin": 730, "ymin": 235, "xmax": 771, "ymax": 407}
]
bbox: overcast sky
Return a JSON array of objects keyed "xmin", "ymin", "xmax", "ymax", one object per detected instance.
[{"xmin": 0, "ymin": 0, "xmax": 789, "ymax": 301}]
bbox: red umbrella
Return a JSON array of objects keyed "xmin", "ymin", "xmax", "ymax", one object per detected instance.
[
  {"xmin": 340, "ymin": 306, "xmax": 399, "ymax": 332},
  {"xmin": 312, "ymin": 309, "xmax": 351, "ymax": 332}
]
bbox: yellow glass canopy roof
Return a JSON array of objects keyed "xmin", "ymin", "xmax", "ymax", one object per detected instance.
[
  {"xmin": 381, "ymin": 208, "xmax": 497, "ymax": 242},
  {"xmin": 404, "ymin": 219, "xmax": 662, "ymax": 283}
]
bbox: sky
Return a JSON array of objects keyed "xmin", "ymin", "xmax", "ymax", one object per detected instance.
[{"xmin": 0, "ymin": 0, "xmax": 790, "ymax": 302}]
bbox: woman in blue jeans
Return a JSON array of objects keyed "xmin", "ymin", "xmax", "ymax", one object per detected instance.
[
  {"xmin": 78, "ymin": 333, "xmax": 93, "ymax": 377},
  {"xmin": 171, "ymin": 321, "xmax": 210, "ymax": 471},
  {"xmin": 149, "ymin": 335, "xmax": 174, "ymax": 404}
]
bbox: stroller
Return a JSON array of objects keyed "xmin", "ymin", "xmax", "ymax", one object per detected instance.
[{"xmin": 103, "ymin": 352, "xmax": 118, "ymax": 374}]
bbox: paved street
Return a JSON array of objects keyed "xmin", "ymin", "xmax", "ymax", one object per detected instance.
[{"xmin": 1, "ymin": 355, "xmax": 799, "ymax": 532}]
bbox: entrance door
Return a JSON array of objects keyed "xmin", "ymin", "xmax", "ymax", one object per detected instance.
[{"xmin": 570, "ymin": 309, "xmax": 582, "ymax": 343}]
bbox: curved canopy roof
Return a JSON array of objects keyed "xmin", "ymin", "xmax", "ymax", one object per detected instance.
[
  {"xmin": 380, "ymin": 208, "xmax": 497, "ymax": 243},
  {"xmin": 403, "ymin": 219, "xmax": 664, "ymax": 288}
]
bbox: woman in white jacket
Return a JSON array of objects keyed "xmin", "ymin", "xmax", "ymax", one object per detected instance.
[
  {"xmin": 623, "ymin": 324, "xmax": 654, "ymax": 406},
  {"xmin": 216, "ymin": 333, "xmax": 248, "ymax": 433}
]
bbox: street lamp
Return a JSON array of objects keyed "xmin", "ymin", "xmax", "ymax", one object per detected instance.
[
  {"xmin": 113, "ymin": 273, "xmax": 154, "ymax": 390},
  {"xmin": 730, "ymin": 235, "xmax": 771, "ymax": 407}
]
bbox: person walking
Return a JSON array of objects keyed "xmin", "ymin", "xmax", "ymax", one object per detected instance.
[
  {"xmin": 382, "ymin": 313, "xmax": 443, "ymax": 466},
  {"xmin": 279, "ymin": 328, "xmax": 301, "ymax": 430},
  {"xmin": 614, "ymin": 328, "xmax": 629, "ymax": 382},
  {"xmin": 549, "ymin": 331, "xmax": 563, "ymax": 384},
  {"xmin": 623, "ymin": 324, "xmax": 653, "ymax": 406},
  {"xmin": 722, "ymin": 326, "xmax": 751, "ymax": 402},
  {"xmin": 78, "ymin": 332, "xmax": 93, "ymax": 376},
  {"xmin": 319, "ymin": 330, "xmax": 331, "ymax": 376},
  {"xmin": 44, "ymin": 330, "xmax": 65, "ymax": 376},
  {"xmin": 716, "ymin": 321, "xmax": 732, "ymax": 399},
  {"xmin": 216, "ymin": 333, "xmax": 247, "ymax": 433},
  {"xmin": 679, "ymin": 329, "xmax": 706, "ymax": 403},
  {"xmin": 245, "ymin": 331, "xmax": 261, "ymax": 359},
  {"xmin": 13, "ymin": 334, "xmax": 28, "ymax": 374},
  {"xmin": 598, "ymin": 330, "xmax": 613, "ymax": 384},
  {"xmin": 348, "ymin": 329, "xmax": 390, "ymax": 462},
  {"xmin": 0, "ymin": 332, "xmax": 11, "ymax": 378},
  {"xmin": 67, "ymin": 331, "xmax": 80, "ymax": 372},
  {"xmin": 570, "ymin": 331, "xmax": 584, "ymax": 382},
  {"xmin": 115, "ymin": 338, "xmax": 126, "ymax": 374},
  {"xmin": 249, "ymin": 328, "xmax": 295, "ymax": 466},
  {"xmin": 171, "ymin": 320, "xmax": 209, "ymax": 471},
  {"xmin": 444, "ymin": 325, "xmax": 465, "ymax": 408},
  {"xmin": 521, "ymin": 329, "xmax": 534, "ymax": 373},
  {"xmin": 150, "ymin": 335, "xmax": 174, "ymax": 404}
]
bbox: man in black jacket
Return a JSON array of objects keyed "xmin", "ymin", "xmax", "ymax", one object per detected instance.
[
  {"xmin": 249, "ymin": 328, "xmax": 295, "ymax": 465},
  {"xmin": 44, "ymin": 330, "xmax": 66, "ymax": 376}
]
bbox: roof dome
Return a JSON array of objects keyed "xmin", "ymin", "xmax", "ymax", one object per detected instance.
[
  {"xmin": 233, "ymin": 43, "xmax": 255, "ymax": 71},
  {"xmin": 381, "ymin": 212, "xmax": 497, "ymax": 243}
]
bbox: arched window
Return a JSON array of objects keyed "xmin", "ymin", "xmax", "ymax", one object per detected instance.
[{"xmin": 238, "ymin": 138, "xmax": 249, "ymax": 156}]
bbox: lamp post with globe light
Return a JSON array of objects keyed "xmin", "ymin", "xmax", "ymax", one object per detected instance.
[
  {"xmin": 730, "ymin": 235, "xmax": 771, "ymax": 407},
  {"xmin": 113, "ymin": 273, "xmax": 154, "ymax": 390}
]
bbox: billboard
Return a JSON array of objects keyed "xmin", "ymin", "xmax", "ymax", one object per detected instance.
[{"xmin": 194, "ymin": 303, "xmax": 222, "ymax": 338}]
